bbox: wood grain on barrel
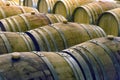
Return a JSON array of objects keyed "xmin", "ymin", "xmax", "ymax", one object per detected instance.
[
  {"xmin": 0, "ymin": 5, "xmax": 39, "ymax": 19},
  {"xmin": 26, "ymin": 22, "xmax": 106, "ymax": 52},
  {"xmin": 37, "ymin": 0, "xmax": 57, "ymax": 13},
  {"xmin": 63, "ymin": 36, "xmax": 120, "ymax": 80},
  {"xmin": 73, "ymin": 1, "xmax": 118, "ymax": 24},
  {"xmin": 53, "ymin": 0, "xmax": 95, "ymax": 21},
  {"xmin": 97, "ymin": 8, "xmax": 120, "ymax": 36},
  {"xmin": 0, "ymin": 13, "xmax": 67, "ymax": 32},
  {"xmin": 0, "ymin": 51, "xmax": 78, "ymax": 80},
  {"xmin": 0, "ymin": 32, "xmax": 35, "ymax": 54},
  {"xmin": 23, "ymin": 0, "xmax": 38, "ymax": 8}
]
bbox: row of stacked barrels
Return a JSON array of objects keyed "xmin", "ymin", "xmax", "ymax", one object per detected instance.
[
  {"xmin": 0, "ymin": 0, "xmax": 119, "ymax": 80},
  {"xmin": 20, "ymin": 0, "xmax": 120, "ymax": 36}
]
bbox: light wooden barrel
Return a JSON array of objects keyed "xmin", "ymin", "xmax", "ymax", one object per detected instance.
[
  {"xmin": 26, "ymin": 22, "xmax": 106, "ymax": 51},
  {"xmin": 97, "ymin": 8, "xmax": 120, "ymax": 36},
  {"xmin": 0, "ymin": 5, "xmax": 39, "ymax": 19},
  {"xmin": 0, "ymin": 51, "xmax": 80, "ymax": 80},
  {"xmin": 6, "ymin": 0, "xmax": 24, "ymax": 6},
  {"xmin": 53, "ymin": 0, "xmax": 95, "ymax": 21},
  {"xmin": 0, "ymin": 12, "xmax": 67, "ymax": 32},
  {"xmin": 0, "ymin": 31, "xmax": 35, "ymax": 54},
  {"xmin": 63, "ymin": 36, "xmax": 120, "ymax": 80},
  {"xmin": 23, "ymin": 0, "xmax": 38, "ymax": 8},
  {"xmin": 1, "ymin": 0, "xmax": 20, "ymax": 5},
  {"xmin": 37, "ymin": 0, "xmax": 57, "ymax": 13},
  {"xmin": 72, "ymin": 1, "xmax": 118, "ymax": 24},
  {"xmin": 5, "ymin": 0, "xmax": 19, "ymax": 5}
]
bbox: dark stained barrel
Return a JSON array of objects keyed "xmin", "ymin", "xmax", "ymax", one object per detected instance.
[
  {"xmin": 37, "ymin": 0, "xmax": 57, "ymax": 13},
  {"xmin": 0, "ymin": 31, "xmax": 35, "ymax": 54},
  {"xmin": 53, "ymin": 0, "xmax": 95, "ymax": 21},
  {"xmin": 97, "ymin": 8, "xmax": 120, "ymax": 36},
  {"xmin": 0, "ymin": 5, "xmax": 39, "ymax": 19},
  {"xmin": 0, "ymin": 12, "xmax": 67, "ymax": 32},
  {"xmin": 72, "ymin": 1, "xmax": 118, "ymax": 24},
  {"xmin": 26, "ymin": 22, "xmax": 106, "ymax": 51},
  {"xmin": 63, "ymin": 36, "xmax": 120, "ymax": 80},
  {"xmin": 0, "ymin": 51, "xmax": 79, "ymax": 80}
]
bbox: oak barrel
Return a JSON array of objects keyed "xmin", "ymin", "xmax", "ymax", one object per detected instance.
[
  {"xmin": 10, "ymin": 0, "xmax": 23, "ymax": 5},
  {"xmin": 97, "ymin": 8, "xmax": 120, "ymax": 36},
  {"xmin": 0, "ymin": 0, "xmax": 18, "ymax": 6},
  {"xmin": 63, "ymin": 36, "xmax": 120, "ymax": 80},
  {"xmin": 0, "ymin": 22, "xmax": 106, "ymax": 53},
  {"xmin": 26, "ymin": 22, "xmax": 106, "ymax": 51},
  {"xmin": 23, "ymin": 0, "xmax": 38, "ymax": 8},
  {"xmin": 0, "ymin": 51, "xmax": 80, "ymax": 80},
  {"xmin": 53, "ymin": 0, "xmax": 95, "ymax": 21},
  {"xmin": 0, "ymin": 12, "xmax": 67, "ymax": 32},
  {"xmin": 37, "ymin": 0, "xmax": 57, "ymax": 13},
  {"xmin": 0, "ymin": 31, "xmax": 35, "ymax": 54},
  {"xmin": 0, "ymin": 5, "xmax": 39, "ymax": 19},
  {"xmin": 72, "ymin": 1, "xmax": 118, "ymax": 24},
  {"xmin": 0, "ymin": 36, "xmax": 119, "ymax": 80}
]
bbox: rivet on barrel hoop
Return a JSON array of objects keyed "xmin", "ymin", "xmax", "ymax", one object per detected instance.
[
  {"xmin": 107, "ymin": 35, "xmax": 114, "ymax": 40},
  {"xmin": 31, "ymin": 11, "xmax": 36, "ymax": 15},
  {"xmin": 11, "ymin": 53, "xmax": 21, "ymax": 60}
]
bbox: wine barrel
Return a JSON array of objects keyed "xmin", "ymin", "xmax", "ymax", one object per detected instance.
[
  {"xmin": 0, "ymin": 12, "xmax": 67, "ymax": 32},
  {"xmin": 23, "ymin": 0, "xmax": 38, "ymax": 8},
  {"xmin": 26, "ymin": 22, "xmax": 106, "ymax": 51},
  {"xmin": 0, "ymin": 5, "xmax": 39, "ymax": 19},
  {"xmin": 0, "ymin": 0, "xmax": 19, "ymax": 6},
  {"xmin": 37, "ymin": 0, "xmax": 57, "ymax": 13},
  {"xmin": 0, "ymin": 36, "xmax": 119, "ymax": 80},
  {"xmin": 0, "ymin": 31, "xmax": 35, "ymax": 54},
  {"xmin": 97, "ymin": 8, "xmax": 120, "ymax": 36},
  {"xmin": 5, "ymin": 0, "xmax": 19, "ymax": 5},
  {"xmin": 9, "ymin": 0, "xmax": 23, "ymax": 5},
  {"xmin": 63, "ymin": 36, "xmax": 120, "ymax": 80},
  {"xmin": 72, "ymin": 1, "xmax": 118, "ymax": 24},
  {"xmin": 0, "ymin": 51, "xmax": 81, "ymax": 80},
  {"xmin": 53, "ymin": 0, "xmax": 95, "ymax": 21}
]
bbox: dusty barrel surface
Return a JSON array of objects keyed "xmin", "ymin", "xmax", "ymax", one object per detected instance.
[
  {"xmin": 53, "ymin": 0, "xmax": 95, "ymax": 21},
  {"xmin": 0, "ymin": 36, "xmax": 119, "ymax": 80},
  {"xmin": 63, "ymin": 36, "xmax": 120, "ymax": 80},
  {"xmin": 97, "ymin": 8, "xmax": 120, "ymax": 36},
  {"xmin": 0, "ymin": 12, "xmax": 66, "ymax": 32},
  {"xmin": 37, "ymin": 0, "xmax": 57, "ymax": 13},
  {"xmin": 26, "ymin": 22, "xmax": 106, "ymax": 51},
  {"xmin": 0, "ymin": 51, "xmax": 80, "ymax": 80},
  {"xmin": 0, "ymin": 5, "xmax": 39, "ymax": 19},
  {"xmin": 0, "ymin": 31, "xmax": 35, "ymax": 54},
  {"xmin": 72, "ymin": 1, "xmax": 118, "ymax": 24},
  {"xmin": 23, "ymin": 0, "xmax": 38, "ymax": 8}
]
